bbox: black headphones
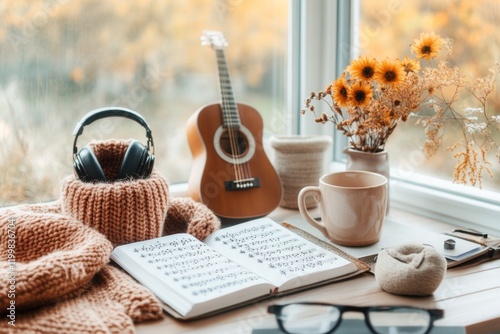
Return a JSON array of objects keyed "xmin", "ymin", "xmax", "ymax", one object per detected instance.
[{"xmin": 72, "ymin": 107, "xmax": 155, "ymax": 182}]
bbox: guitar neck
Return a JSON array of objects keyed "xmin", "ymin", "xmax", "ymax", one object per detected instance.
[{"xmin": 215, "ymin": 48, "xmax": 241, "ymax": 129}]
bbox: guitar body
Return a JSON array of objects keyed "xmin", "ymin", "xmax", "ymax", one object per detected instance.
[{"xmin": 187, "ymin": 102, "xmax": 282, "ymax": 219}]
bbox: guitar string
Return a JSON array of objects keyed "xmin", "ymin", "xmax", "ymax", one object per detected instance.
[
  {"xmin": 230, "ymin": 92, "xmax": 252, "ymax": 181},
  {"xmin": 241, "ymin": 126, "xmax": 252, "ymax": 182},
  {"xmin": 217, "ymin": 49, "xmax": 243, "ymax": 181},
  {"xmin": 216, "ymin": 49, "xmax": 240, "ymax": 179},
  {"xmin": 221, "ymin": 50, "xmax": 252, "ymax": 180}
]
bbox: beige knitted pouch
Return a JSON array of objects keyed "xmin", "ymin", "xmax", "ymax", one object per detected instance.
[
  {"xmin": 60, "ymin": 140, "xmax": 170, "ymax": 247},
  {"xmin": 374, "ymin": 243, "xmax": 447, "ymax": 296}
]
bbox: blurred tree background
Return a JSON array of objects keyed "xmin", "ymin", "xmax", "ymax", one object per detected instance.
[
  {"xmin": 0, "ymin": 0, "xmax": 288, "ymax": 205},
  {"xmin": 1, "ymin": 0, "xmax": 499, "ymax": 205}
]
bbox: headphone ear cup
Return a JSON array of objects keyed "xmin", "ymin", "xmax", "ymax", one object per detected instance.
[
  {"xmin": 144, "ymin": 154, "xmax": 155, "ymax": 178},
  {"xmin": 118, "ymin": 140, "xmax": 150, "ymax": 180},
  {"xmin": 74, "ymin": 146, "xmax": 107, "ymax": 182}
]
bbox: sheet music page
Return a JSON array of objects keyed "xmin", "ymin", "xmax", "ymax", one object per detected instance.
[
  {"xmin": 111, "ymin": 233, "xmax": 271, "ymax": 306},
  {"xmin": 204, "ymin": 217, "xmax": 356, "ymax": 289}
]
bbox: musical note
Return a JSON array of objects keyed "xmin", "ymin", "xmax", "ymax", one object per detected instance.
[
  {"xmin": 209, "ymin": 220, "xmax": 343, "ymax": 279},
  {"xmin": 114, "ymin": 219, "xmax": 350, "ymax": 306},
  {"xmin": 121, "ymin": 234, "xmax": 267, "ymax": 301}
]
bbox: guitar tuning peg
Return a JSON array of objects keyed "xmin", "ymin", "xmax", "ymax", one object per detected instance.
[{"xmin": 201, "ymin": 30, "xmax": 229, "ymax": 48}]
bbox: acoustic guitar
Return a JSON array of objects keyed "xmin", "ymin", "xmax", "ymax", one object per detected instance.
[{"xmin": 187, "ymin": 31, "xmax": 282, "ymax": 220}]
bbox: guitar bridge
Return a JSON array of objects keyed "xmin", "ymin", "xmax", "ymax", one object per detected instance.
[{"xmin": 224, "ymin": 178, "xmax": 260, "ymax": 191}]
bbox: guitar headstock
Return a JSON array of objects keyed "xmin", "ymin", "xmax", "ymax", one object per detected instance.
[{"xmin": 201, "ymin": 30, "xmax": 228, "ymax": 50}]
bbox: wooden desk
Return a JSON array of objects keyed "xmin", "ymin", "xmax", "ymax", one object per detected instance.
[{"xmin": 135, "ymin": 208, "xmax": 500, "ymax": 334}]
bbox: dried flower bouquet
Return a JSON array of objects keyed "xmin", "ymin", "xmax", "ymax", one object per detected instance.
[{"xmin": 302, "ymin": 32, "xmax": 500, "ymax": 187}]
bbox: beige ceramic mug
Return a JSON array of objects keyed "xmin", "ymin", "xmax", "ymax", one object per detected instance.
[{"xmin": 298, "ymin": 170, "xmax": 388, "ymax": 246}]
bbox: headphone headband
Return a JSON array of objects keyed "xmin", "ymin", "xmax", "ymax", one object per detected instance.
[{"xmin": 72, "ymin": 107, "xmax": 154, "ymax": 156}]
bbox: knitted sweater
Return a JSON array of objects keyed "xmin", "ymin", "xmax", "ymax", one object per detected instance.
[{"xmin": 0, "ymin": 198, "xmax": 220, "ymax": 333}]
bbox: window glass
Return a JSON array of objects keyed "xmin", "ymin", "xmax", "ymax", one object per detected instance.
[
  {"xmin": 357, "ymin": 0, "xmax": 499, "ymax": 192},
  {"xmin": 0, "ymin": 0, "xmax": 288, "ymax": 205}
]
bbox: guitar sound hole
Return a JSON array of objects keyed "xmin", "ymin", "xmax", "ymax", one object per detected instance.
[{"xmin": 220, "ymin": 129, "xmax": 248, "ymax": 157}]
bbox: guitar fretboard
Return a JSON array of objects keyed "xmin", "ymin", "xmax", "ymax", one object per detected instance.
[{"xmin": 215, "ymin": 49, "xmax": 241, "ymax": 129}]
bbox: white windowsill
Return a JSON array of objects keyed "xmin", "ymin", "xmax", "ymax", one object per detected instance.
[
  {"xmin": 390, "ymin": 175, "xmax": 500, "ymax": 236},
  {"xmin": 329, "ymin": 161, "xmax": 500, "ymax": 235},
  {"xmin": 170, "ymin": 163, "xmax": 500, "ymax": 236}
]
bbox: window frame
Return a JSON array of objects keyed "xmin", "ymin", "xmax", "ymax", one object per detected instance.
[{"xmin": 295, "ymin": 0, "xmax": 500, "ymax": 234}]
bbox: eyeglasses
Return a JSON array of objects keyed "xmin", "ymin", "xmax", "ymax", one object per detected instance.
[{"xmin": 267, "ymin": 303, "xmax": 444, "ymax": 334}]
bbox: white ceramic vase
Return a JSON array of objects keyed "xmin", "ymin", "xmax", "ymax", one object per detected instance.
[{"xmin": 344, "ymin": 147, "xmax": 390, "ymax": 213}]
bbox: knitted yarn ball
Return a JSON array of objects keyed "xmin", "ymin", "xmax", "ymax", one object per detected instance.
[
  {"xmin": 61, "ymin": 140, "xmax": 170, "ymax": 247},
  {"xmin": 375, "ymin": 244, "xmax": 447, "ymax": 296},
  {"xmin": 0, "ymin": 206, "xmax": 113, "ymax": 311}
]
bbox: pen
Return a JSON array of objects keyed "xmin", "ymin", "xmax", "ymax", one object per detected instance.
[{"xmin": 453, "ymin": 229, "xmax": 488, "ymax": 238}]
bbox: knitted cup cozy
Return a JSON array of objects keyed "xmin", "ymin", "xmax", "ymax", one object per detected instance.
[{"xmin": 60, "ymin": 140, "xmax": 170, "ymax": 247}]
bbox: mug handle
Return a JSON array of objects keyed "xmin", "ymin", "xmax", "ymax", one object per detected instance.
[{"xmin": 297, "ymin": 186, "xmax": 329, "ymax": 239}]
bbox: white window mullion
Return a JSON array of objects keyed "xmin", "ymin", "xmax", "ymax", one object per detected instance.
[
  {"xmin": 332, "ymin": 0, "xmax": 353, "ymax": 161},
  {"xmin": 287, "ymin": 0, "xmax": 302, "ymax": 135},
  {"xmin": 295, "ymin": 0, "xmax": 337, "ymax": 138}
]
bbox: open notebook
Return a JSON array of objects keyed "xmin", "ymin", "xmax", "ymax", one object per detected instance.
[
  {"xmin": 111, "ymin": 217, "xmax": 369, "ymax": 320},
  {"xmin": 284, "ymin": 215, "xmax": 493, "ymax": 268}
]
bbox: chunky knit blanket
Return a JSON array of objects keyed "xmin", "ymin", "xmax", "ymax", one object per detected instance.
[
  {"xmin": 0, "ymin": 200, "xmax": 220, "ymax": 333},
  {"xmin": 0, "ymin": 140, "xmax": 221, "ymax": 333}
]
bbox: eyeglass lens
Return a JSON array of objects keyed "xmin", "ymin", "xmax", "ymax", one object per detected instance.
[
  {"xmin": 278, "ymin": 304, "xmax": 341, "ymax": 334},
  {"xmin": 278, "ymin": 304, "xmax": 433, "ymax": 334},
  {"xmin": 368, "ymin": 307, "xmax": 432, "ymax": 334}
]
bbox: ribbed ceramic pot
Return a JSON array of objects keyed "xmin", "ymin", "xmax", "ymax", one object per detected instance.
[
  {"xmin": 344, "ymin": 147, "xmax": 390, "ymax": 213},
  {"xmin": 270, "ymin": 135, "xmax": 332, "ymax": 209}
]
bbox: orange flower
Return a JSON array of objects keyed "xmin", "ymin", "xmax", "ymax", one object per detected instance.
[
  {"xmin": 401, "ymin": 56, "xmax": 421, "ymax": 73},
  {"xmin": 411, "ymin": 32, "xmax": 443, "ymax": 61},
  {"xmin": 375, "ymin": 58, "xmax": 406, "ymax": 88},
  {"xmin": 349, "ymin": 55, "xmax": 378, "ymax": 81},
  {"xmin": 348, "ymin": 81, "xmax": 373, "ymax": 107},
  {"xmin": 332, "ymin": 75, "xmax": 350, "ymax": 107}
]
